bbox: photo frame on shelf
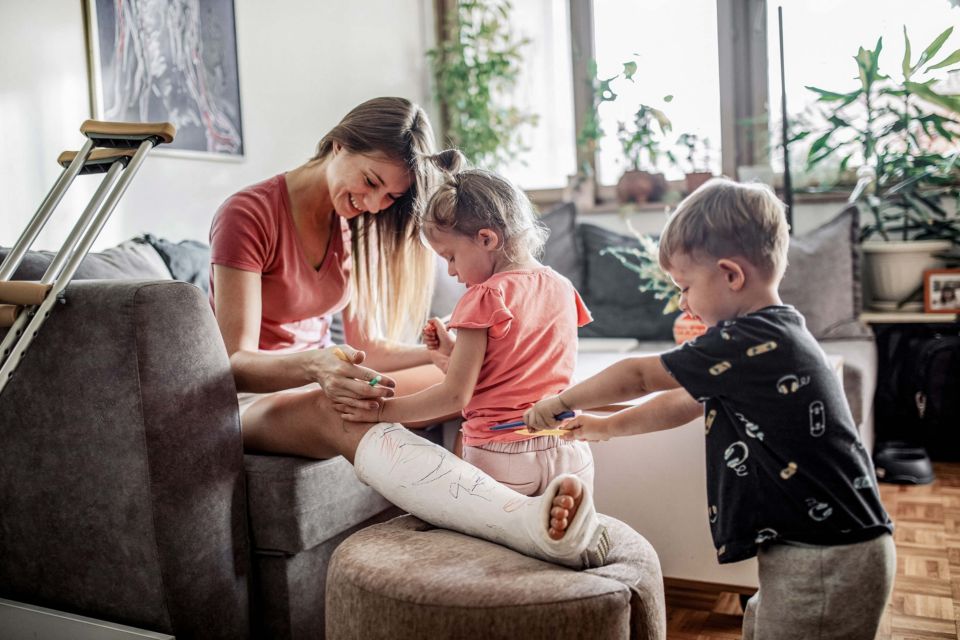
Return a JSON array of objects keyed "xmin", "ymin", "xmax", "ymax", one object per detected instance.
[
  {"xmin": 923, "ymin": 268, "xmax": 960, "ymax": 314},
  {"xmin": 84, "ymin": 0, "xmax": 244, "ymax": 160}
]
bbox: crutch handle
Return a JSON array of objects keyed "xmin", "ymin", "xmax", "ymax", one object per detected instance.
[
  {"xmin": 80, "ymin": 120, "xmax": 176, "ymax": 148},
  {"xmin": 0, "ymin": 281, "xmax": 52, "ymax": 306},
  {"xmin": 57, "ymin": 149, "xmax": 138, "ymax": 175},
  {"xmin": 0, "ymin": 304, "xmax": 19, "ymax": 328}
]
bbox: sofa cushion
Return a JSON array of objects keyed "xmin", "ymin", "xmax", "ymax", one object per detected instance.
[
  {"xmin": 781, "ymin": 206, "xmax": 871, "ymax": 340},
  {"xmin": 140, "ymin": 234, "xmax": 211, "ymax": 295},
  {"xmin": 540, "ymin": 201, "xmax": 584, "ymax": 291},
  {"xmin": 0, "ymin": 239, "xmax": 171, "ymax": 281},
  {"xmin": 244, "ymin": 454, "xmax": 391, "ymax": 554},
  {"xmin": 577, "ymin": 223, "xmax": 676, "ymax": 341}
]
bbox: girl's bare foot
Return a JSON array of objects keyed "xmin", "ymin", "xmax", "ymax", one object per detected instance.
[{"xmin": 548, "ymin": 475, "xmax": 582, "ymax": 540}]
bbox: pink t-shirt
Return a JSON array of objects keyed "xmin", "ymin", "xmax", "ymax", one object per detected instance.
[
  {"xmin": 449, "ymin": 267, "xmax": 592, "ymax": 446},
  {"xmin": 209, "ymin": 174, "xmax": 352, "ymax": 352}
]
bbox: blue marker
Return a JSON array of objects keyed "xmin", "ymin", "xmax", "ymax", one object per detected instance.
[{"xmin": 489, "ymin": 410, "xmax": 575, "ymax": 431}]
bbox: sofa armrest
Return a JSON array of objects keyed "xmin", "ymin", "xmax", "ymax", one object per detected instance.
[{"xmin": 0, "ymin": 280, "xmax": 250, "ymax": 639}]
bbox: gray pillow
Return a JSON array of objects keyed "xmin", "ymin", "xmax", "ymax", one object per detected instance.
[
  {"xmin": 540, "ymin": 201, "xmax": 584, "ymax": 291},
  {"xmin": 140, "ymin": 234, "xmax": 210, "ymax": 295},
  {"xmin": 0, "ymin": 239, "xmax": 172, "ymax": 281},
  {"xmin": 781, "ymin": 205, "xmax": 871, "ymax": 339},
  {"xmin": 578, "ymin": 223, "xmax": 676, "ymax": 341}
]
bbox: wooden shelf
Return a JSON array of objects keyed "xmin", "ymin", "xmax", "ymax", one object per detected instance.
[{"xmin": 860, "ymin": 311, "xmax": 959, "ymax": 324}]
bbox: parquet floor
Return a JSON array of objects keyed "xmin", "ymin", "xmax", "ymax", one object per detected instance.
[{"xmin": 664, "ymin": 462, "xmax": 960, "ymax": 639}]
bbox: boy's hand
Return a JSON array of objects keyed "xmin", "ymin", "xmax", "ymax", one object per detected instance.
[
  {"xmin": 524, "ymin": 394, "xmax": 571, "ymax": 431},
  {"xmin": 560, "ymin": 414, "xmax": 620, "ymax": 442}
]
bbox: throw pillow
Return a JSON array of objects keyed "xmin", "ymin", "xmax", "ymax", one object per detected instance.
[
  {"xmin": 539, "ymin": 201, "xmax": 584, "ymax": 291},
  {"xmin": 0, "ymin": 239, "xmax": 172, "ymax": 281},
  {"xmin": 140, "ymin": 234, "xmax": 211, "ymax": 295},
  {"xmin": 578, "ymin": 222, "xmax": 677, "ymax": 341},
  {"xmin": 781, "ymin": 205, "xmax": 871, "ymax": 340}
]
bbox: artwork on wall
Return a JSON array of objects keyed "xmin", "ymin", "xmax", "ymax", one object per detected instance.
[{"xmin": 85, "ymin": 0, "xmax": 244, "ymax": 159}]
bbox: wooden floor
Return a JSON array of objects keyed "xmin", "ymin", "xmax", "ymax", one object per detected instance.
[{"xmin": 664, "ymin": 462, "xmax": 960, "ymax": 639}]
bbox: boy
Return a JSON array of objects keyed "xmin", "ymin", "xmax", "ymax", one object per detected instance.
[{"xmin": 524, "ymin": 178, "xmax": 894, "ymax": 639}]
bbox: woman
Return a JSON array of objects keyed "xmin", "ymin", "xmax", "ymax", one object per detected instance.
[
  {"xmin": 210, "ymin": 97, "xmax": 454, "ymax": 458},
  {"xmin": 208, "ymin": 97, "xmax": 608, "ymax": 568}
]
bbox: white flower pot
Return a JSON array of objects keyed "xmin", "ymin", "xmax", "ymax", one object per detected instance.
[{"xmin": 862, "ymin": 240, "xmax": 953, "ymax": 305}]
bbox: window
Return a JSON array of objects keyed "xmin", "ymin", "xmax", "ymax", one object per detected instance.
[
  {"xmin": 593, "ymin": 0, "xmax": 722, "ymax": 183},
  {"xmin": 499, "ymin": 0, "xmax": 577, "ymax": 190},
  {"xmin": 766, "ymin": 0, "xmax": 960, "ymax": 181}
]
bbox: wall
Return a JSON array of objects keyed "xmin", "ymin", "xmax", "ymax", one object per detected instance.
[{"xmin": 0, "ymin": 0, "xmax": 435, "ymax": 252}]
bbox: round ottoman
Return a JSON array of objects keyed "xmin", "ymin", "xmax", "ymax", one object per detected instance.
[{"xmin": 325, "ymin": 514, "xmax": 666, "ymax": 640}]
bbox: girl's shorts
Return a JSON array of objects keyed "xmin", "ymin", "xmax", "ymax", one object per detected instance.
[{"xmin": 464, "ymin": 436, "xmax": 594, "ymax": 497}]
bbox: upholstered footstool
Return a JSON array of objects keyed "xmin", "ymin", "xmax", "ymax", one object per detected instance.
[{"xmin": 325, "ymin": 514, "xmax": 666, "ymax": 640}]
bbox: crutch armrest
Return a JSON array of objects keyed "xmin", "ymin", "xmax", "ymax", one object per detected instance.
[
  {"xmin": 58, "ymin": 149, "xmax": 139, "ymax": 174},
  {"xmin": 0, "ymin": 281, "xmax": 52, "ymax": 306},
  {"xmin": 80, "ymin": 120, "xmax": 176, "ymax": 147},
  {"xmin": 0, "ymin": 304, "xmax": 20, "ymax": 328}
]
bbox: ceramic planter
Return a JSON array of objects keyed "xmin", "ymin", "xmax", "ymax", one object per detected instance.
[
  {"xmin": 862, "ymin": 239, "xmax": 953, "ymax": 306},
  {"xmin": 616, "ymin": 170, "xmax": 667, "ymax": 204}
]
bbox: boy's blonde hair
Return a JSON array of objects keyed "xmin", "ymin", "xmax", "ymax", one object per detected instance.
[
  {"xmin": 423, "ymin": 169, "xmax": 548, "ymax": 262},
  {"xmin": 658, "ymin": 178, "xmax": 790, "ymax": 280}
]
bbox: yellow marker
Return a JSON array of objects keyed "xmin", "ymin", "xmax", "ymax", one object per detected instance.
[
  {"xmin": 332, "ymin": 347, "xmax": 350, "ymax": 362},
  {"xmin": 517, "ymin": 428, "xmax": 569, "ymax": 437},
  {"xmin": 747, "ymin": 341, "xmax": 778, "ymax": 356}
]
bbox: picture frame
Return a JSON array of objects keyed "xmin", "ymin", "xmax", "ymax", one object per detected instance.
[
  {"xmin": 923, "ymin": 268, "xmax": 960, "ymax": 314},
  {"xmin": 84, "ymin": 0, "xmax": 244, "ymax": 160}
]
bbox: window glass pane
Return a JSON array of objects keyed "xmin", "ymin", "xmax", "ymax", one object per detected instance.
[
  {"xmin": 594, "ymin": 0, "xmax": 721, "ymax": 184},
  {"xmin": 767, "ymin": 0, "xmax": 960, "ymax": 183},
  {"xmin": 499, "ymin": 0, "xmax": 576, "ymax": 190}
]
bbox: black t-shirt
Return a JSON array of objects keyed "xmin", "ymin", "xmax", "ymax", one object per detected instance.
[{"xmin": 660, "ymin": 306, "xmax": 892, "ymax": 564}]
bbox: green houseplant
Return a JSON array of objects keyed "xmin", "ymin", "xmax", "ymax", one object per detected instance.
[
  {"xmin": 796, "ymin": 26, "xmax": 960, "ymax": 306},
  {"xmin": 677, "ymin": 132, "xmax": 714, "ymax": 194},
  {"xmin": 600, "ymin": 228, "xmax": 708, "ymax": 343},
  {"xmin": 427, "ymin": 0, "xmax": 538, "ymax": 170}
]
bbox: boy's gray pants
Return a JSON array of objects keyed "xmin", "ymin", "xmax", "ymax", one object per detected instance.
[{"xmin": 742, "ymin": 533, "xmax": 895, "ymax": 640}]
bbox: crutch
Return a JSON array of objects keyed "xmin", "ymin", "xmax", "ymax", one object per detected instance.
[{"xmin": 0, "ymin": 120, "xmax": 175, "ymax": 396}]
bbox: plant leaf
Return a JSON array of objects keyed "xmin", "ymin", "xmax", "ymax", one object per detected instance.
[
  {"xmin": 915, "ymin": 26, "xmax": 954, "ymax": 72},
  {"xmin": 902, "ymin": 26, "xmax": 912, "ymax": 79},
  {"xmin": 623, "ymin": 60, "xmax": 638, "ymax": 80},
  {"xmin": 928, "ymin": 47, "xmax": 960, "ymax": 71},
  {"xmin": 906, "ymin": 81, "xmax": 960, "ymax": 115}
]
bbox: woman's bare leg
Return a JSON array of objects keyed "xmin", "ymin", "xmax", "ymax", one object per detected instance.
[{"xmin": 239, "ymin": 381, "xmax": 609, "ymax": 568}]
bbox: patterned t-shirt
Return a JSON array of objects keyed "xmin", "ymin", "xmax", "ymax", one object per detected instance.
[{"xmin": 660, "ymin": 306, "xmax": 892, "ymax": 564}]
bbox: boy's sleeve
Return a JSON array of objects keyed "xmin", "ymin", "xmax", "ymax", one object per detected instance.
[
  {"xmin": 448, "ymin": 284, "xmax": 514, "ymax": 339},
  {"xmin": 659, "ymin": 325, "xmax": 743, "ymax": 402}
]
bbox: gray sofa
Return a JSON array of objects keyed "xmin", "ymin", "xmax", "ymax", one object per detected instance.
[{"xmin": 0, "ymin": 240, "xmax": 408, "ymax": 639}]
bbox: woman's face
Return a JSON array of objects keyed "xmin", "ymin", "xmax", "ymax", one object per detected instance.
[{"xmin": 326, "ymin": 143, "xmax": 412, "ymax": 219}]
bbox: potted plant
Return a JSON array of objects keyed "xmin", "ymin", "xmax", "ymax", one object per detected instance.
[
  {"xmin": 600, "ymin": 229, "xmax": 707, "ymax": 344},
  {"xmin": 615, "ymin": 99, "xmax": 675, "ymax": 205},
  {"xmin": 427, "ymin": 0, "xmax": 538, "ymax": 170},
  {"xmin": 677, "ymin": 132, "xmax": 714, "ymax": 194},
  {"xmin": 567, "ymin": 59, "xmax": 621, "ymax": 208},
  {"xmin": 797, "ymin": 26, "xmax": 960, "ymax": 308}
]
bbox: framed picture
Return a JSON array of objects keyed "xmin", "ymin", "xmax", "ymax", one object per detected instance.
[
  {"xmin": 923, "ymin": 268, "xmax": 960, "ymax": 314},
  {"xmin": 84, "ymin": 0, "xmax": 244, "ymax": 160}
]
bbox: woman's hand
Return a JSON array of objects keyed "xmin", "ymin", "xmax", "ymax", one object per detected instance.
[
  {"xmin": 523, "ymin": 394, "xmax": 572, "ymax": 431},
  {"xmin": 423, "ymin": 317, "xmax": 455, "ymax": 373},
  {"xmin": 310, "ymin": 346, "xmax": 395, "ymax": 410},
  {"xmin": 560, "ymin": 414, "xmax": 621, "ymax": 442}
]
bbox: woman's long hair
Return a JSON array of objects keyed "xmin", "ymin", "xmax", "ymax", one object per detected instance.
[{"xmin": 312, "ymin": 97, "xmax": 463, "ymax": 341}]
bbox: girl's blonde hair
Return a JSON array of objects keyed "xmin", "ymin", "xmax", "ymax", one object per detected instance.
[
  {"xmin": 422, "ymin": 169, "xmax": 548, "ymax": 261},
  {"xmin": 658, "ymin": 178, "xmax": 790, "ymax": 280},
  {"xmin": 311, "ymin": 97, "xmax": 463, "ymax": 341}
]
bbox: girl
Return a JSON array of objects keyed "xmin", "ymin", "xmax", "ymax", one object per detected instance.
[{"xmin": 337, "ymin": 169, "xmax": 595, "ymax": 498}]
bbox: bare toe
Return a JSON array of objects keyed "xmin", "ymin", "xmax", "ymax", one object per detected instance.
[{"xmin": 547, "ymin": 476, "xmax": 583, "ymax": 540}]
